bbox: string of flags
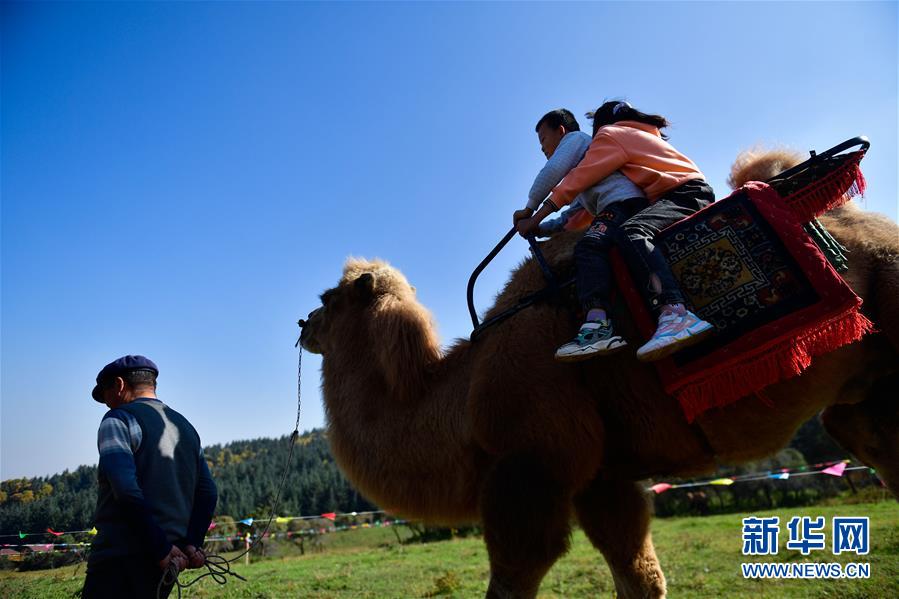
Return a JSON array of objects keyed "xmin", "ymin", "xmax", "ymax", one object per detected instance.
[
  {"xmin": 1, "ymin": 509, "xmax": 393, "ymax": 546},
  {"xmin": 218, "ymin": 509, "xmax": 386, "ymax": 530},
  {"xmin": 204, "ymin": 518, "xmax": 408, "ymax": 543},
  {"xmin": 647, "ymin": 459, "xmax": 876, "ymax": 494}
]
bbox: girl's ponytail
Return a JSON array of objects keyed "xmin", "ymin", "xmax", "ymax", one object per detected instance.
[{"xmin": 588, "ymin": 100, "xmax": 671, "ymax": 139}]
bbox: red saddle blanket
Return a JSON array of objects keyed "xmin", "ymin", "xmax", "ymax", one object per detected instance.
[{"xmin": 612, "ymin": 167, "xmax": 873, "ymax": 422}]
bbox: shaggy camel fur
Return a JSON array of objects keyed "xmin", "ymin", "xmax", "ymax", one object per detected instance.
[{"xmin": 299, "ymin": 149, "xmax": 898, "ymax": 599}]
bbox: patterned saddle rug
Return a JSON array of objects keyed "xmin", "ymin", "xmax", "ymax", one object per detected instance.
[{"xmin": 613, "ymin": 150, "xmax": 872, "ymax": 421}]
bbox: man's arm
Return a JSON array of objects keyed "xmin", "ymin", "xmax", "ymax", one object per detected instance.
[
  {"xmin": 182, "ymin": 451, "xmax": 217, "ymax": 569},
  {"xmin": 97, "ymin": 414, "xmax": 172, "ymax": 563},
  {"xmin": 526, "ymin": 132, "xmax": 591, "ymax": 211},
  {"xmin": 184, "ymin": 451, "xmax": 218, "ymax": 548}
]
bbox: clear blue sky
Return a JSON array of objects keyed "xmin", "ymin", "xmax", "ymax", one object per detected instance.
[{"xmin": 2, "ymin": 2, "xmax": 896, "ymax": 480}]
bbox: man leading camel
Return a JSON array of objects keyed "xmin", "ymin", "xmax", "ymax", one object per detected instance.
[{"xmin": 82, "ymin": 355, "xmax": 217, "ymax": 599}]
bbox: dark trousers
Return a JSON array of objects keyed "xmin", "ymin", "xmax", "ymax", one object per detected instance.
[
  {"xmin": 575, "ymin": 197, "xmax": 648, "ymax": 310},
  {"xmin": 82, "ymin": 556, "xmax": 174, "ymax": 599},
  {"xmin": 619, "ymin": 179, "xmax": 715, "ymax": 312}
]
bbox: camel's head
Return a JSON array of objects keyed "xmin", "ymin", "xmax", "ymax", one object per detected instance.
[
  {"xmin": 299, "ymin": 257, "xmax": 436, "ymax": 355},
  {"xmin": 727, "ymin": 146, "xmax": 805, "ymax": 189},
  {"xmin": 299, "ymin": 258, "xmax": 440, "ymax": 400}
]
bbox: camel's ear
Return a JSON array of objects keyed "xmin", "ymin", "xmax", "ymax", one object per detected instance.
[{"xmin": 354, "ymin": 272, "xmax": 376, "ymax": 301}]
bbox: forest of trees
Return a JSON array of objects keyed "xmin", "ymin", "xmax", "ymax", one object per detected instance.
[
  {"xmin": 0, "ymin": 418, "xmax": 880, "ymax": 538},
  {"xmin": 0, "ymin": 429, "xmax": 376, "ymax": 536}
]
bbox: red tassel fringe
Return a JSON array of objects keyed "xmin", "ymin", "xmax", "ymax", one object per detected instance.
[
  {"xmin": 782, "ymin": 152, "xmax": 867, "ymax": 222},
  {"xmin": 675, "ymin": 308, "xmax": 875, "ymax": 422}
]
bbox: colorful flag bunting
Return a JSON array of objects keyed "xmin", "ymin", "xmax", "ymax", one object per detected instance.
[{"xmin": 821, "ymin": 462, "xmax": 847, "ymax": 477}]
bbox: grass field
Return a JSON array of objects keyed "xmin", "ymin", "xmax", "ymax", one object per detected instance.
[{"xmin": 2, "ymin": 501, "xmax": 896, "ymax": 598}]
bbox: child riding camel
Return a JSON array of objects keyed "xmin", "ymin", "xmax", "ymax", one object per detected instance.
[
  {"xmin": 513, "ymin": 109, "xmax": 647, "ymax": 360},
  {"xmin": 516, "ymin": 101, "xmax": 715, "ymax": 362}
]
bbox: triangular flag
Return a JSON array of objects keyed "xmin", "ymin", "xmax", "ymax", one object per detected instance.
[
  {"xmin": 650, "ymin": 483, "xmax": 673, "ymax": 494},
  {"xmin": 821, "ymin": 462, "xmax": 847, "ymax": 477},
  {"xmin": 89, "ymin": 527, "xmax": 97, "ymax": 535},
  {"xmin": 768, "ymin": 472, "xmax": 790, "ymax": 480},
  {"xmin": 47, "ymin": 528, "xmax": 63, "ymax": 537},
  {"xmin": 321, "ymin": 512, "xmax": 336, "ymax": 521},
  {"xmin": 276, "ymin": 517, "xmax": 290, "ymax": 524},
  {"xmin": 18, "ymin": 532, "xmax": 26, "ymax": 539},
  {"xmin": 239, "ymin": 518, "xmax": 254, "ymax": 526},
  {"xmin": 207, "ymin": 522, "xmax": 216, "ymax": 531},
  {"xmin": 709, "ymin": 478, "xmax": 734, "ymax": 486}
]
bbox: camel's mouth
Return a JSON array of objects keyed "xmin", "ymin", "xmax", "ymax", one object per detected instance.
[
  {"xmin": 298, "ymin": 326, "xmax": 322, "ymax": 355},
  {"xmin": 299, "ymin": 336, "xmax": 320, "ymax": 354},
  {"xmin": 298, "ymin": 308, "xmax": 324, "ymax": 354}
]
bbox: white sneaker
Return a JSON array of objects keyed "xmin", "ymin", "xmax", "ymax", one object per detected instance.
[
  {"xmin": 636, "ymin": 310, "xmax": 714, "ymax": 362},
  {"xmin": 555, "ymin": 320, "xmax": 628, "ymax": 362}
]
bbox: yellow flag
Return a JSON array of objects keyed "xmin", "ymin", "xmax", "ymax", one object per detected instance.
[{"xmin": 709, "ymin": 478, "xmax": 734, "ymax": 486}]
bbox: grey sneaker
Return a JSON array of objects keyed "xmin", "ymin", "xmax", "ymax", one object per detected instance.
[
  {"xmin": 636, "ymin": 309, "xmax": 714, "ymax": 362},
  {"xmin": 555, "ymin": 320, "xmax": 627, "ymax": 362}
]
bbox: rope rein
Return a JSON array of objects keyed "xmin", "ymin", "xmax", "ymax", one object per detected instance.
[{"xmin": 158, "ymin": 348, "xmax": 303, "ymax": 599}]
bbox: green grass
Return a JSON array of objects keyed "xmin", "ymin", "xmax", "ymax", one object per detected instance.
[{"xmin": 2, "ymin": 501, "xmax": 896, "ymax": 598}]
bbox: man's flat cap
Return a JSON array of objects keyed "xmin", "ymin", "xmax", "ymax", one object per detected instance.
[{"xmin": 92, "ymin": 355, "xmax": 159, "ymax": 403}]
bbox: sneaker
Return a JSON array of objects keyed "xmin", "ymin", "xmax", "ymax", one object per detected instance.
[
  {"xmin": 555, "ymin": 320, "xmax": 628, "ymax": 362},
  {"xmin": 636, "ymin": 310, "xmax": 714, "ymax": 362}
]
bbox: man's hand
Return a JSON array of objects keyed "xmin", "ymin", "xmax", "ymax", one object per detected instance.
[
  {"xmin": 515, "ymin": 217, "xmax": 540, "ymax": 238},
  {"xmin": 184, "ymin": 544, "xmax": 207, "ymax": 569},
  {"xmin": 512, "ymin": 208, "xmax": 534, "ymax": 224},
  {"xmin": 159, "ymin": 545, "xmax": 188, "ymax": 572}
]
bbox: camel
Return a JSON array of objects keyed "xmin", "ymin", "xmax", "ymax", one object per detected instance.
[{"xmin": 298, "ymin": 148, "xmax": 899, "ymax": 598}]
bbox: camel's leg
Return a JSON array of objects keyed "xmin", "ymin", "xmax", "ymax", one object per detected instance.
[
  {"xmin": 574, "ymin": 478, "xmax": 666, "ymax": 599},
  {"xmin": 480, "ymin": 453, "xmax": 572, "ymax": 599},
  {"xmin": 821, "ymin": 372, "xmax": 899, "ymax": 499}
]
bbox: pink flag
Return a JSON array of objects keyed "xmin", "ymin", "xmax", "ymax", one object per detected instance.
[
  {"xmin": 650, "ymin": 483, "xmax": 672, "ymax": 494},
  {"xmin": 821, "ymin": 462, "xmax": 847, "ymax": 477},
  {"xmin": 208, "ymin": 522, "xmax": 216, "ymax": 531},
  {"xmin": 321, "ymin": 512, "xmax": 336, "ymax": 521},
  {"xmin": 46, "ymin": 528, "xmax": 63, "ymax": 537}
]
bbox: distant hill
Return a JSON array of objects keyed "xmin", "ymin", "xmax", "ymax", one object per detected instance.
[{"xmin": 0, "ymin": 429, "xmax": 377, "ymax": 536}]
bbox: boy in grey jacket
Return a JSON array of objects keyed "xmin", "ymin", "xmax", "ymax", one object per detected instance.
[{"xmin": 512, "ymin": 108, "xmax": 647, "ymax": 361}]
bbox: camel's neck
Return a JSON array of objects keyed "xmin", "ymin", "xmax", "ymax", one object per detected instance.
[{"xmin": 321, "ymin": 349, "xmax": 482, "ymax": 524}]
